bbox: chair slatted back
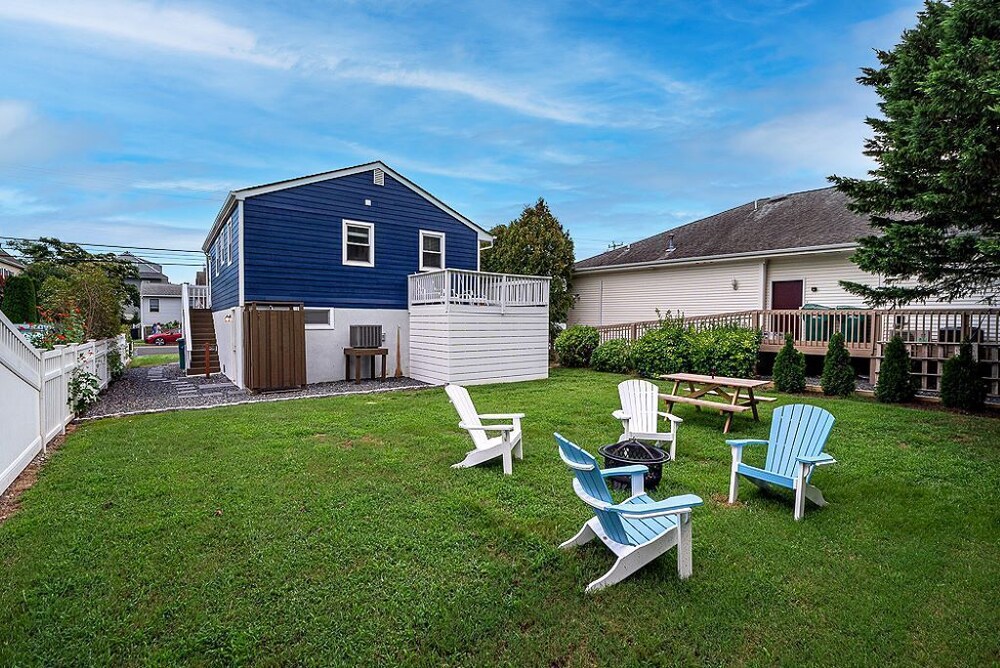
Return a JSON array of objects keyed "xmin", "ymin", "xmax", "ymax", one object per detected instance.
[
  {"xmin": 554, "ymin": 433, "xmax": 632, "ymax": 545},
  {"xmin": 618, "ymin": 379, "xmax": 660, "ymax": 435},
  {"xmin": 446, "ymin": 385, "xmax": 489, "ymax": 450},
  {"xmin": 764, "ymin": 404, "xmax": 835, "ymax": 478}
]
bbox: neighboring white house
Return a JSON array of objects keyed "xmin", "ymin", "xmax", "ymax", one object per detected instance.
[
  {"xmin": 140, "ymin": 282, "xmax": 183, "ymax": 335},
  {"xmin": 568, "ymin": 187, "xmax": 985, "ymax": 326},
  {"xmin": 0, "ymin": 248, "xmax": 25, "ymax": 280}
]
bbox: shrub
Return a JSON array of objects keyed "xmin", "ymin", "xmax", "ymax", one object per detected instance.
[
  {"xmin": 821, "ymin": 332, "xmax": 856, "ymax": 396},
  {"xmin": 773, "ymin": 333, "xmax": 806, "ymax": 393},
  {"xmin": 875, "ymin": 335, "xmax": 915, "ymax": 403},
  {"xmin": 554, "ymin": 325, "xmax": 600, "ymax": 367},
  {"xmin": 633, "ymin": 324, "xmax": 691, "ymax": 378},
  {"xmin": 688, "ymin": 326, "xmax": 762, "ymax": 378},
  {"xmin": 68, "ymin": 365, "xmax": 101, "ymax": 413},
  {"xmin": 0, "ymin": 274, "xmax": 37, "ymax": 324},
  {"xmin": 941, "ymin": 340, "xmax": 987, "ymax": 412},
  {"xmin": 590, "ymin": 338, "xmax": 635, "ymax": 374}
]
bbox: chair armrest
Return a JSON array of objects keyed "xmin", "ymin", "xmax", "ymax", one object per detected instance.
[
  {"xmin": 612, "ymin": 493, "xmax": 704, "ymax": 518},
  {"xmin": 459, "ymin": 422, "xmax": 515, "ymax": 432},
  {"xmin": 601, "ymin": 465, "xmax": 648, "ymax": 477},
  {"xmin": 478, "ymin": 413, "xmax": 525, "ymax": 420},
  {"xmin": 657, "ymin": 411, "xmax": 683, "ymax": 424},
  {"xmin": 796, "ymin": 453, "xmax": 837, "ymax": 466},
  {"xmin": 612, "ymin": 409, "xmax": 630, "ymax": 420},
  {"xmin": 726, "ymin": 439, "xmax": 769, "ymax": 449}
]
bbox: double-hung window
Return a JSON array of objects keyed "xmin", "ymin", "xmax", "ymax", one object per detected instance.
[
  {"xmin": 343, "ymin": 220, "xmax": 375, "ymax": 267},
  {"xmin": 149, "ymin": 298, "xmax": 160, "ymax": 313},
  {"xmin": 419, "ymin": 231, "xmax": 445, "ymax": 271}
]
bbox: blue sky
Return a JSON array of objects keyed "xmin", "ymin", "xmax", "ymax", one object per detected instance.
[{"xmin": 0, "ymin": 0, "xmax": 920, "ymax": 282}]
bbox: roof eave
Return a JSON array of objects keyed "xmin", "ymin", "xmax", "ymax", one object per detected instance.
[{"xmin": 573, "ymin": 243, "xmax": 858, "ymax": 274}]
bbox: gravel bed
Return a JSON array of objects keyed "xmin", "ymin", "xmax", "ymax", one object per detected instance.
[{"xmin": 81, "ymin": 363, "xmax": 431, "ymax": 420}]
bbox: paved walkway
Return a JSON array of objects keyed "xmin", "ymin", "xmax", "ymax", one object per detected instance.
[{"xmin": 81, "ymin": 363, "xmax": 430, "ymax": 420}]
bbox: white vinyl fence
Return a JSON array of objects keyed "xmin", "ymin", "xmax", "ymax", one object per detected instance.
[{"xmin": 1, "ymin": 311, "xmax": 130, "ymax": 495}]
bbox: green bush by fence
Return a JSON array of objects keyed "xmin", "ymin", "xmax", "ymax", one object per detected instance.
[
  {"xmin": 554, "ymin": 325, "xmax": 600, "ymax": 368},
  {"xmin": 633, "ymin": 321, "xmax": 761, "ymax": 379},
  {"xmin": 590, "ymin": 338, "xmax": 635, "ymax": 374}
]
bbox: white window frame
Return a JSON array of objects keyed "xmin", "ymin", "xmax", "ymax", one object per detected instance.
[
  {"xmin": 214, "ymin": 241, "xmax": 220, "ymax": 277},
  {"xmin": 149, "ymin": 297, "xmax": 160, "ymax": 313},
  {"xmin": 342, "ymin": 219, "xmax": 375, "ymax": 267},
  {"xmin": 224, "ymin": 222, "xmax": 232, "ymax": 265},
  {"xmin": 304, "ymin": 307, "xmax": 335, "ymax": 330},
  {"xmin": 418, "ymin": 230, "xmax": 446, "ymax": 272}
]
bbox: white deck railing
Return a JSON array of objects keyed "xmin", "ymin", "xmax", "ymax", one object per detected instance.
[
  {"xmin": 408, "ymin": 269, "xmax": 550, "ymax": 312},
  {"xmin": 181, "ymin": 283, "xmax": 210, "ymax": 369}
]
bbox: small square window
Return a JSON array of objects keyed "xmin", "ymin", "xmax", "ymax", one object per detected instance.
[
  {"xmin": 304, "ymin": 308, "xmax": 334, "ymax": 329},
  {"xmin": 419, "ymin": 231, "xmax": 445, "ymax": 271},
  {"xmin": 343, "ymin": 220, "xmax": 374, "ymax": 267},
  {"xmin": 149, "ymin": 298, "xmax": 160, "ymax": 313}
]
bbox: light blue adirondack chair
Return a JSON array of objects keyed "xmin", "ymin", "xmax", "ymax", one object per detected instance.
[
  {"xmin": 727, "ymin": 404, "xmax": 837, "ymax": 521},
  {"xmin": 555, "ymin": 433, "xmax": 703, "ymax": 592}
]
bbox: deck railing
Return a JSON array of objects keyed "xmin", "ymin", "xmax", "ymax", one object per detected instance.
[
  {"xmin": 408, "ymin": 269, "xmax": 550, "ymax": 312},
  {"xmin": 592, "ymin": 307, "xmax": 1000, "ymax": 397}
]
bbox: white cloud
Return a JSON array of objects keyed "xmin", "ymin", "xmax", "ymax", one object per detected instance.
[
  {"xmin": 133, "ymin": 178, "xmax": 236, "ymax": 193},
  {"xmin": 0, "ymin": 0, "xmax": 292, "ymax": 67},
  {"xmin": 0, "ymin": 187, "xmax": 56, "ymax": 215},
  {"xmin": 732, "ymin": 109, "xmax": 874, "ymax": 176},
  {"xmin": 0, "ymin": 100, "xmax": 32, "ymax": 139}
]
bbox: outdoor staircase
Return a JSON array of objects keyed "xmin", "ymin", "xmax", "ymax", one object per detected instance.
[{"xmin": 186, "ymin": 308, "xmax": 221, "ymax": 375}]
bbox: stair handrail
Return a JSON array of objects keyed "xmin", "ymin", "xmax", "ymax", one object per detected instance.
[{"xmin": 181, "ymin": 283, "xmax": 193, "ymax": 370}]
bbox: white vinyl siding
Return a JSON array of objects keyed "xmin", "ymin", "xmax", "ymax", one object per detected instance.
[
  {"xmin": 766, "ymin": 252, "xmax": 872, "ymax": 308},
  {"xmin": 568, "ymin": 259, "xmax": 764, "ymax": 326}
]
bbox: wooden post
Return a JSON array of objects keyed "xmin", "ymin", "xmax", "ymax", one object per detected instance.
[{"xmin": 394, "ymin": 327, "xmax": 403, "ymax": 378}]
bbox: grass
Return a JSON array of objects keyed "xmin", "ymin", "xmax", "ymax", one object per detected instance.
[
  {"xmin": 1, "ymin": 368, "xmax": 998, "ymax": 666},
  {"xmin": 129, "ymin": 353, "xmax": 178, "ymax": 368}
]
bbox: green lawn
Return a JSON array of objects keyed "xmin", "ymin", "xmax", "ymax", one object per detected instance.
[
  {"xmin": 2, "ymin": 369, "xmax": 998, "ymax": 666},
  {"xmin": 129, "ymin": 353, "xmax": 178, "ymax": 368}
]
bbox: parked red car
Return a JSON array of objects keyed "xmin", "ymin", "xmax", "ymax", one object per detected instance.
[{"xmin": 145, "ymin": 330, "xmax": 182, "ymax": 346}]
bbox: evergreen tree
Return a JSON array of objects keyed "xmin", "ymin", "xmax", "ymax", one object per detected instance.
[
  {"xmin": 0, "ymin": 274, "xmax": 37, "ymax": 323},
  {"xmin": 941, "ymin": 340, "xmax": 987, "ymax": 411},
  {"xmin": 875, "ymin": 335, "xmax": 916, "ymax": 403},
  {"xmin": 821, "ymin": 332, "xmax": 856, "ymax": 396},
  {"xmin": 481, "ymin": 198, "xmax": 574, "ymax": 339},
  {"xmin": 773, "ymin": 333, "xmax": 806, "ymax": 393},
  {"xmin": 831, "ymin": 0, "xmax": 1000, "ymax": 306}
]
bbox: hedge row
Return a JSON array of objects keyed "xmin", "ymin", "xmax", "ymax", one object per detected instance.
[{"xmin": 554, "ymin": 323, "xmax": 762, "ymax": 378}]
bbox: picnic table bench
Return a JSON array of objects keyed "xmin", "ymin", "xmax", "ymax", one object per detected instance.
[{"xmin": 659, "ymin": 372, "xmax": 773, "ymax": 433}]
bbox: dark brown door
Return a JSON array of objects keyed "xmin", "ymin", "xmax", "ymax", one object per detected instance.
[
  {"xmin": 772, "ymin": 280, "xmax": 804, "ymax": 310},
  {"xmin": 771, "ymin": 280, "xmax": 804, "ymax": 341}
]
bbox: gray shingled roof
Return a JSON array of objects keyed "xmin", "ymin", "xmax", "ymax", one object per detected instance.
[
  {"xmin": 140, "ymin": 282, "xmax": 182, "ymax": 297},
  {"xmin": 575, "ymin": 187, "xmax": 875, "ymax": 271}
]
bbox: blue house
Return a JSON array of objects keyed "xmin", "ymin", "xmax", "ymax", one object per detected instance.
[{"xmin": 194, "ymin": 161, "xmax": 550, "ymax": 388}]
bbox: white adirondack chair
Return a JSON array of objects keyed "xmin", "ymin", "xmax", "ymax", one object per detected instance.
[
  {"xmin": 613, "ymin": 379, "xmax": 683, "ymax": 460},
  {"xmin": 445, "ymin": 384, "xmax": 524, "ymax": 475},
  {"xmin": 555, "ymin": 433, "xmax": 703, "ymax": 592}
]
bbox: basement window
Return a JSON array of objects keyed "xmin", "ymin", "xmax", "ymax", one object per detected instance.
[
  {"xmin": 343, "ymin": 220, "xmax": 375, "ymax": 267},
  {"xmin": 304, "ymin": 308, "xmax": 334, "ymax": 329},
  {"xmin": 419, "ymin": 230, "xmax": 445, "ymax": 271}
]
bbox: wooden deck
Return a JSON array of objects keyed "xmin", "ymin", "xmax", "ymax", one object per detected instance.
[{"xmin": 594, "ymin": 308, "xmax": 1000, "ymax": 398}]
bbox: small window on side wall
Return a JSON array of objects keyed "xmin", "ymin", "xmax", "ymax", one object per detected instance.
[
  {"xmin": 149, "ymin": 298, "xmax": 160, "ymax": 313},
  {"xmin": 304, "ymin": 308, "xmax": 334, "ymax": 329},
  {"xmin": 342, "ymin": 220, "xmax": 374, "ymax": 267},
  {"xmin": 419, "ymin": 230, "xmax": 445, "ymax": 271}
]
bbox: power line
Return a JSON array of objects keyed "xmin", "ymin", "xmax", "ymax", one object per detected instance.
[{"xmin": 0, "ymin": 235, "xmax": 204, "ymax": 255}]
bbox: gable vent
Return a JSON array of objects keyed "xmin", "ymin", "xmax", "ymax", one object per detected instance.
[{"xmin": 373, "ymin": 168, "xmax": 385, "ymax": 186}]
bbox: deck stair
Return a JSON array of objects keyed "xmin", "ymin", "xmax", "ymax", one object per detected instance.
[{"xmin": 186, "ymin": 308, "xmax": 220, "ymax": 375}]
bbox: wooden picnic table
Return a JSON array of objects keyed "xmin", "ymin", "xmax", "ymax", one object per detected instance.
[{"xmin": 658, "ymin": 372, "xmax": 774, "ymax": 434}]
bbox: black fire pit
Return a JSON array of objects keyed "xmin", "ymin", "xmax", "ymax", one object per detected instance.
[{"xmin": 598, "ymin": 439, "xmax": 670, "ymax": 491}]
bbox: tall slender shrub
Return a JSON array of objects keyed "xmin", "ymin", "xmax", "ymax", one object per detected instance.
[
  {"xmin": 821, "ymin": 332, "xmax": 856, "ymax": 396},
  {"xmin": 875, "ymin": 335, "xmax": 915, "ymax": 403},
  {"xmin": 0, "ymin": 274, "xmax": 37, "ymax": 323},
  {"xmin": 941, "ymin": 340, "xmax": 987, "ymax": 412},
  {"xmin": 773, "ymin": 333, "xmax": 806, "ymax": 393}
]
